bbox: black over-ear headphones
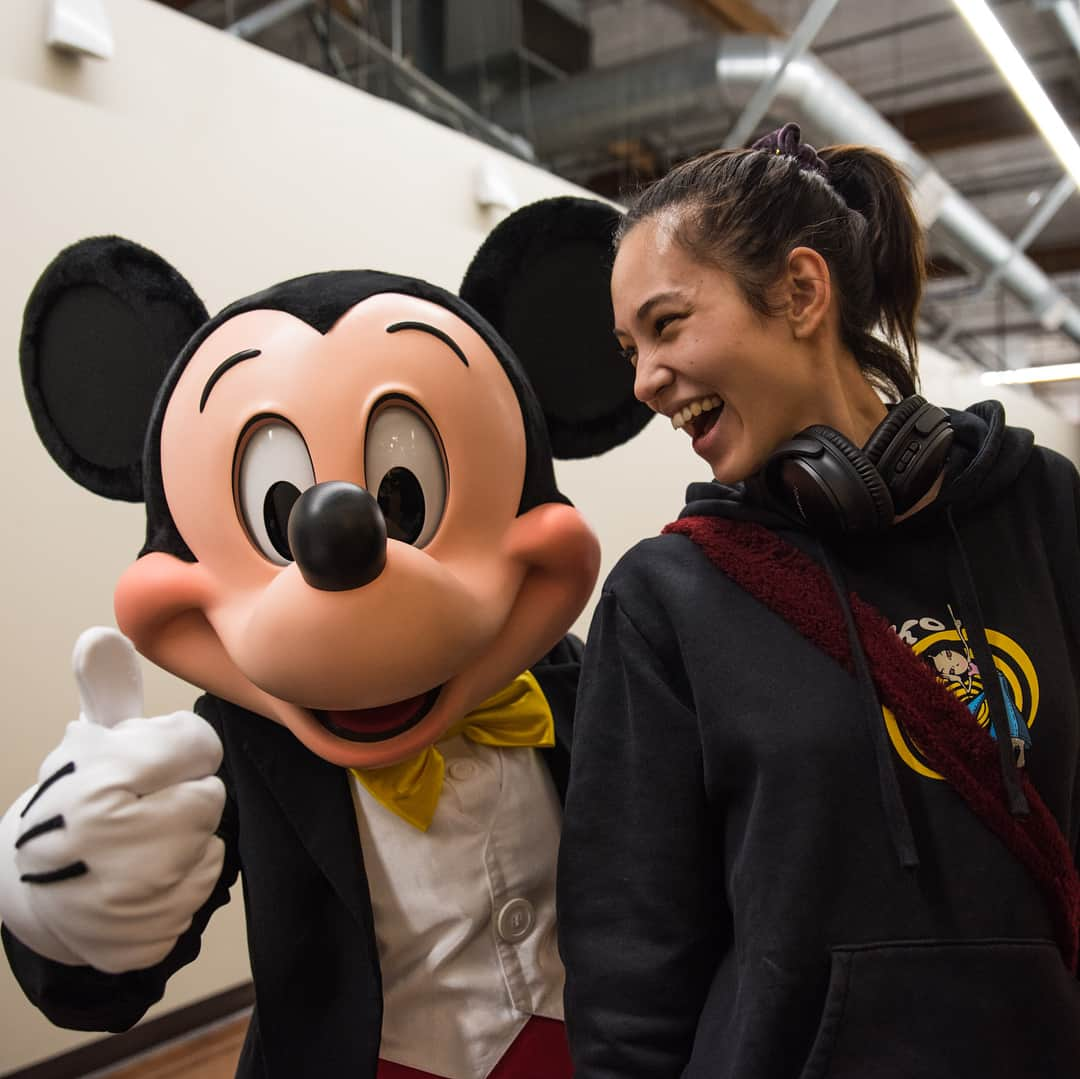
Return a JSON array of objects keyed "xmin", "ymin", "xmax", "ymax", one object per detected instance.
[{"xmin": 760, "ymin": 395, "xmax": 954, "ymax": 535}]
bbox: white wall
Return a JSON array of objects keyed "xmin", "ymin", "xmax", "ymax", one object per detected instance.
[
  {"xmin": 2, "ymin": 1, "xmax": 1077, "ymax": 1072},
  {"xmin": 919, "ymin": 343, "xmax": 1080, "ymax": 462}
]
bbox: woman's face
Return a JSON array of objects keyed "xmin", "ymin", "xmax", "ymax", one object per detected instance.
[{"xmin": 612, "ymin": 214, "xmax": 822, "ymax": 484}]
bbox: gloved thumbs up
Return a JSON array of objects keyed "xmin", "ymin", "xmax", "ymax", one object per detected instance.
[
  {"xmin": 73, "ymin": 627, "xmax": 144, "ymax": 729},
  {"xmin": 0, "ymin": 627, "xmax": 226, "ymax": 973}
]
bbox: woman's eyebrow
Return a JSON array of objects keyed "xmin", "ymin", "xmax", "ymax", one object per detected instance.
[
  {"xmin": 636, "ymin": 291, "xmax": 684, "ymax": 323},
  {"xmin": 386, "ymin": 321, "xmax": 469, "ymax": 368},
  {"xmin": 614, "ymin": 291, "xmax": 685, "ymax": 337}
]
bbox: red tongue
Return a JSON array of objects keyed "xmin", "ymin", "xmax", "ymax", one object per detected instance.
[{"xmin": 326, "ymin": 694, "xmax": 427, "ymax": 734}]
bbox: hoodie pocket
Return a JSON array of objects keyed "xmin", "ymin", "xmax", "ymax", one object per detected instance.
[{"xmin": 799, "ymin": 939, "xmax": 1080, "ymax": 1079}]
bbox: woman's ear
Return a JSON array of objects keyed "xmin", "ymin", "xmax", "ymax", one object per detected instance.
[
  {"xmin": 460, "ymin": 196, "xmax": 653, "ymax": 459},
  {"xmin": 21, "ymin": 236, "xmax": 208, "ymax": 502},
  {"xmin": 784, "ymin": 246, "xmax": 832, "ymax": 340}
]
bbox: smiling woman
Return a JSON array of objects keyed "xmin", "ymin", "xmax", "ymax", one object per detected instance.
[{"xmin": 558, "ymin": 123, "xmax": 1080, "ymax": 1079}]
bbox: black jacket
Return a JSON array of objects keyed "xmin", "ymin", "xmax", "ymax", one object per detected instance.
[
  {"xmin": 4, "ymin": 639, "xmax": 581, "ymax": 1077},
  {"xmin": 558, "ymin": 403, "xmax": 1080, "ymax": 1079}
]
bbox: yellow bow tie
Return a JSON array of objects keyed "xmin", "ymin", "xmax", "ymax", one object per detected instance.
[{"xmin": 349, "ymin": 670, "xmax": 554, "ymax": 831}]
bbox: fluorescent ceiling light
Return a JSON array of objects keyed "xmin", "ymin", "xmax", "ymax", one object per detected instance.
[
  {"xmin": 951, "ymin": 0, "xmax": 1080, "ymax": 187},
  {"xmin": 981, "ymin": 362, "xmax": 1080, "ymax": 385}
]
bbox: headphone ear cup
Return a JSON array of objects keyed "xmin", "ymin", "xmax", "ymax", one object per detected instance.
[
  {"xmin": 764, "ymin": 426, "xmax": 894, "ymax": 534},
  {"xmin": 866, "ymin": 396, "xmax": 954, "ymax": 514},
  {"xmin": 862, "ymin": 395, "xmax": 926, "ymax": 464},
  {"xmin": 810, "ymin": 426, "xmax": 896, "ymax": 531}
]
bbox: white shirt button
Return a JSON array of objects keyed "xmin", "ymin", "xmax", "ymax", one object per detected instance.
[
  {"xmin": 496, "ymin": 898, "xmax": 535, "ymax": 943},
  {"xmin": 448, "ymin": 759, "xmax": 477, "ymax": 782}
]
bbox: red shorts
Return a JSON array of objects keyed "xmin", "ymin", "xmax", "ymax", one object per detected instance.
[{"xmin": 376, "ymin": 1015, "xmax": 571, "ymax": 1079}]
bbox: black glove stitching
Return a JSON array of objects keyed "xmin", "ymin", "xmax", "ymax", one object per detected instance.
[
  {"xmin": 15, "ymin": 814, "xmax": 65, "ymax": 849},
  {"xmin": 20, "ymin": 861, "xmax": 89, "ymax": 885},
  {"xmin": 20, "ymin": 762, "xmax": 76, "ymax": 818}
]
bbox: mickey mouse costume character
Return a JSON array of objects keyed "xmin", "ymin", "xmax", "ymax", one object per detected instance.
[{"xmin": 0, "ymin": 197, "xmax": 650, "ymax": 1078}]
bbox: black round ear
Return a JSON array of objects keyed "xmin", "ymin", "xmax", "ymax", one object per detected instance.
[
  {"xmin": 20, "ymin": 236, "xmax": 208, "ymax": 502},
  {"xmin": 460, "ymin": 196, "xmax": 653, "ymax": 459}
]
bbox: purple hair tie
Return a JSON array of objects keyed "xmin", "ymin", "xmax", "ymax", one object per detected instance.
[{"xmin": 751, "ymin": 122, "xmax": 830, "ymax": 180}]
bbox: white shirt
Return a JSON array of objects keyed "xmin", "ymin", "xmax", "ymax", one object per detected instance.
[{"xmin": 347, "ymin": 736, "xmax": 564, "ymax": 1079}]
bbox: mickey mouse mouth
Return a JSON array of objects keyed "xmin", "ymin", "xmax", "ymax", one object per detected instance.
[{"xmin": 314, "ymin": 686, "xmax": 442, "ymax": 743}]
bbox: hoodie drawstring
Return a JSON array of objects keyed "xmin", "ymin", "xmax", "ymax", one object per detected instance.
[
  {"xmin": 945, "ymin": 506, "xmax": 1030, "ymax": 818},
  {"xmin": 819, "ymin": 544, "xmax": 921, "ymax": 869}
]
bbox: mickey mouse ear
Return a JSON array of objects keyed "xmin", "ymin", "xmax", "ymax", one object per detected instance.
[
  {"xmin": 21, "ymin": 236, "xmax": 208, "ymax": 501},
  {"xmin": 461, "ymin": 196, "xmax": 653, "ymax": 459}
]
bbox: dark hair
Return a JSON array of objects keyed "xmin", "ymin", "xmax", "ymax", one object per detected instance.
[{"xmin": 615, "ymin": 141, "xmax": 924, "ymax": 401}]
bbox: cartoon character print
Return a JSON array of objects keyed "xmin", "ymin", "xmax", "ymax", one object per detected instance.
[
  {"xmin": 887, "ymin": 609, "xmax": 1039, "ymax": 780},
  {"xmin": 925, "ymin": 618, "xmax": 1032, "ymax": 767}
]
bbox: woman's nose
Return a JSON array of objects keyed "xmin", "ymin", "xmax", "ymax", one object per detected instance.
[{"xmin": 632, "ymin": 350, "xmax": 673, "ymax": 407}]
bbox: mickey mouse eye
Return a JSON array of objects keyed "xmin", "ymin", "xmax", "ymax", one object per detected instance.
[
  {"xmin": 235, "ymin": 418, "xmax": 316, "ymax": 564},
  {"xmin": 364, "ymin": 400, "xmax": 447, "ymax": 548}
]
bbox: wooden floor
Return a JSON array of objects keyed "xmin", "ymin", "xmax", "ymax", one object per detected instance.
[{"xmin": 88, "ymin": 1012, "xmax": 248, "ymax": 1079}]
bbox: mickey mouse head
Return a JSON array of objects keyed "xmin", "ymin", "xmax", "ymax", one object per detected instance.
[{"xmin": 21, "ymin": 197, "xmax": 649, "ymax": 769}]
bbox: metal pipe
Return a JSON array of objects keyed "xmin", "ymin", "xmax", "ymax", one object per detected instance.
[
  {"xmin": 225, "ymin": 0, "xmax": 311, "ymax": 39},
  {"xmin": 490, "ymin": 34, "xmax": 1080, "ymax": 347},
  {"xmin": 391, "ymin": 0, "xmax": 403, "ymax": 59},
  {"xmin": 1007, "ymin": 173, "xmax": 1076, "ymax": 256},
  {"xmin": 326, "ymin": 10, "xmax": 535, "ymax": 161},
  {"xmin": 939, "ymin": 172, "xmax": 1076, "ymax": 343},
  {"xmin": 1046, "ymin": 0, "xmax": 1080, "ymax": 59},
  {"xmin": 724, "ymin": 0, "xmax": 841, "ymax": 148}
]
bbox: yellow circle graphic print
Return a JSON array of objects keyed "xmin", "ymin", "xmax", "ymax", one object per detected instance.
[{"xmin": 884, "ymin": 629, "xmax": 1039, "ymax": 781}]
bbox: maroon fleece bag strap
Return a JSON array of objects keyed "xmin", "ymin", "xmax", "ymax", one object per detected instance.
[{"xmin": 664, "ymin": 514, "xmax": 1080, "ymax": 971}]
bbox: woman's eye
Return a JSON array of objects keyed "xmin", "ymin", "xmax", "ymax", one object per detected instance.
[
  {"xmin": 655, "ymin": 314, "xmax": 679, "ymax": 336},
  {"xmin": 364, "ymin": 402, "xmax": 447, "ymax": 548},
  {"xmin": 235, "ymin": 420, "xmax": 316, "ymax": 564},
  {"xmin": 620, "ymin": 345, "xmax": 637, "ymax": 368}
]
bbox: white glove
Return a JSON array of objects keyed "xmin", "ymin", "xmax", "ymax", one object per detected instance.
[{"xmin": 0, "ymin": 628, "xmax": 226, "ymax": 974}]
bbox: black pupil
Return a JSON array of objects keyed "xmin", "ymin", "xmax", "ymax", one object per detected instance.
[
  {"xmin": 264, "ymin": 481, "xmax": 301, "ymax": 560},
  {"xmin": 377, "ymin": 467, "xmax": 426, "ymax": 544}
]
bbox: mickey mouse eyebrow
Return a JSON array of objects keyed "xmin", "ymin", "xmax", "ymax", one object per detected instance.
[
  {"xmin": 200, "ymin": 348, "xmax": 263, "ymax": 413},
  {"xmin": 386, "ymin": 321, "xmax": 469, "ymax": 368}
]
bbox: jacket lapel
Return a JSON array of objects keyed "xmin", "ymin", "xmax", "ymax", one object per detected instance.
[{"xmin": 240, "ymin": 717, "xmax": 378, "ymax": 940}]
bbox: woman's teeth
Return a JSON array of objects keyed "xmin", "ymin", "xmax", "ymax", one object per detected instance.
[{"xmin": 672, "ymin": 396, "xmax": 724, "ymax": 431}]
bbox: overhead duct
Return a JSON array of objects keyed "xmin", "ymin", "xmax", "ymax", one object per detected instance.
[{"xmin": 492, "ymin": 35, "xmax": 1080, "ymax": 349}]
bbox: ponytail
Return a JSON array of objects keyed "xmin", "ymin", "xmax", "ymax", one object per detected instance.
[{"xmin": 820, "ymin": 146, "xmax": 924, "ymax": 400}]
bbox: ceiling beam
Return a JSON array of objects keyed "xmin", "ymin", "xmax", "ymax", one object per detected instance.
[
  {"xmin": 939, "ymin": 319, "xmax": 1073, "ymax": 338},
  {"xmin": 927, "ymin": 242, "xmax": 1080, "ymax": 278},
  {"xmin": 1028, "ymin": 242, "xmax": 1080, "ymax": 276},
  {"xmin": 669, "ymin": 0, "xmax": 784, "ymax": 36},
  {"xmin": 886, "ymin": 79, "xmax": 1080, "ymax": 154}
]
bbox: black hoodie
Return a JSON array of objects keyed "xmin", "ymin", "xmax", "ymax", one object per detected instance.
[{"xmin": 558, "ymin": 402, "xmax": 1080, "ymax": 1079}]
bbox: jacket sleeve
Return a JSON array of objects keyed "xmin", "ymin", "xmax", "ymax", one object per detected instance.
[
  {"xmin": 558, "ymin": 589, "xmax": 728, "ymax": 1077},
  {"xmin": 2, "ymin": 698, "xmax": 241, "ymax": 1032}
]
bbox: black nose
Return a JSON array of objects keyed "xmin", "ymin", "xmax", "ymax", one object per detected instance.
[{"xmin": 287, "ymin": 481, "xmax": 387, "ymax": 591}]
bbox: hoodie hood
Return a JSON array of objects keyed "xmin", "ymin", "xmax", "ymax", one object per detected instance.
[
  {"xmin": 938, "ymin": 400, "xmax": 1034, "ymax": 507},
  {"xmin": 679, "ymin": 400, "xmax": 1035, "ymax": 528}
]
